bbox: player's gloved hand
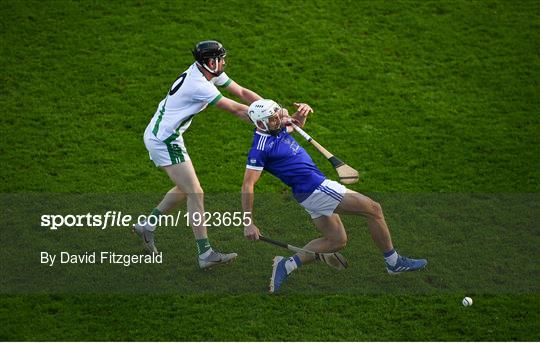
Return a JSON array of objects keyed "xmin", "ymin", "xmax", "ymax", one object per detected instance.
[{"xmin": 244, "ymin": 224, "xmax": 261, "ymax": 241}]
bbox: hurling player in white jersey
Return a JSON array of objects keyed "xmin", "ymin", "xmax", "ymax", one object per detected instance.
[
  {"xmin": 134, "ymin": 40, "xmax": 311, "ymax": 269},
  {"xmin": 242, "ymin": 100, "xmax": 427, "ymax": 293}
]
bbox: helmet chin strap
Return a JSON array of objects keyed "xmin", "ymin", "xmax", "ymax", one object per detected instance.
[
  {"xmin": 256, "ymin": 121, "xmax": 270, "ymax": 132},
  {"xmin": 199, "ymin": 58, "xmax": 220, "ymax": 76},
  {"xmin": 257, "ymin": 115, "xmax": 280, "ymax": 135}
]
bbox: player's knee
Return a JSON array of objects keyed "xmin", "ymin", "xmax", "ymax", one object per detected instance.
[
  {"xmin": 173, "ymin": 186, "xmax": 185, "ymax": 194},
  {"xmin": 330, "ymin": 232, "xmax": 347, "ymax": 251},
  {"xmin": 337, "ymin": 236, "xmax": 347, "ymax": 250},
  {"xmin": 185, "ymin": 185, "xmax": 204, "ymax": 200},
  {"xmin": 171, "ymin": 186, "xmax": 186, "ymax": 198},
  {"xmin": 369, "ymin": 200, "xmax": 384, "ymax": 220}
]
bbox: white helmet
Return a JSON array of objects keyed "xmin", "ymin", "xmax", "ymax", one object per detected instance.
[{"xmin": 248, "ymin": 99, "xmax": 281, "ymax": 133}]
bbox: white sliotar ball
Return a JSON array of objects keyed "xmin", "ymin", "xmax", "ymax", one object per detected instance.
[{"xmin": 462, "ymin": 297, "xmax": 473, "ymax": 307}]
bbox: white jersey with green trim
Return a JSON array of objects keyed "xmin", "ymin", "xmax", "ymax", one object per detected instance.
[{"xmin": 147, "ymin": 62, "xmax": 231, "ymax": 142}]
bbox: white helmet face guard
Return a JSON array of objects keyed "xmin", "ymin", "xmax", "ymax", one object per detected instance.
[{"xmin": 248, "ymin": 100, "xmax": 282, "ymax": 134}]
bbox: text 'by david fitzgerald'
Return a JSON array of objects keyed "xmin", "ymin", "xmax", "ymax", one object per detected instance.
[{"xmin": 41, "ymin": 251, "xmax": 162, "ymax": 267}]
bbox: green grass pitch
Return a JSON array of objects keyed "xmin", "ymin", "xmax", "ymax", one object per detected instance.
[{"xmin": 1, "ymin": 0, "xmax": 539, "ymax": 341}]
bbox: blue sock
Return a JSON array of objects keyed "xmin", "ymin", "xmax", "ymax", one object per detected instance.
[{"xmin": 293, "ymin": 255, "xmax": 302, "ymax": 267}]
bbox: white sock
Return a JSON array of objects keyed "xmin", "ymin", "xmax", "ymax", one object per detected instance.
[
  {"xmin": 138, "ymin": 220, "xmax": 156, "ymax": 232},
  {"xmin": 284, "ymin": 257, "xmax": 298, "ymax": 275},
  {"xmin": 199, "ymin": 248, "xmax": 213, "ymax": 259},
  {"xmin": 384, "ymin": 250, "xmax": 399, "ymax": 266}
]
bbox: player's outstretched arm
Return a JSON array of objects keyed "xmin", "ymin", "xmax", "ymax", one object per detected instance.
[
  {"xmin": 225, "ymin": 81, "xmax": 263, "ymax": 104},
  {"xmin": 242, "ymin": 168, "xmax": 263, "ymax": 240},
  {"xmin": 215, "ymin": 96, "xmax": 251, "ymax": 123}
]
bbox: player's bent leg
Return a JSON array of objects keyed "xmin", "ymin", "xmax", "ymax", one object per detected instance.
[
  {"xmin": 162, "ymin": 161, "xmax": 237, "ymax": 269},
  {"xmin": 135, "ymin": 134, "xmax": 190, "ymax": 253},
  {"xmin": 335, "ymin": 190, "xmax": 393, "ymax": 252},
  {"xmin": 270, "ymin": 214, "xmax": 348, "ymax": 293},
  {"xmin": 335, "ymin": 190, "xmax": 427, "ymax": 274},
  {"xmin": 268, "ymin": 214, "xmax": 343, "ymax": 278},
  {"xmin": 276, "ymin": 214, "xmax": 345, "ymax": 272},
  {"xmin": 141, "ymin": 133, "xmax": 236, "ymax": 266},
  {"xmin": 303, "ymin": 214, "xmax": 347, "ymax": 256},
  {"xmin": 267, "ymin": 217, "xmax": 347, "ymax": 294}
]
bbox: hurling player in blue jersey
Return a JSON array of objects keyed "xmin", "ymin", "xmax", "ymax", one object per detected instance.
[{"xmin": 241, "ymin": 99, "xmax": 427, "ymax": 293}]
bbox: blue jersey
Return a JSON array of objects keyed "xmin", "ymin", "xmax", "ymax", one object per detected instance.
[{"xmin": 246, "ymin": 128, "xmax": 326, "ymax": 202}]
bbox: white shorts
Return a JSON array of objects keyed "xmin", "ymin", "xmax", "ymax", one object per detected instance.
[
  {"xmin": 300, "ymin": 179, "xmax": 347, "ymax": 219},
  {"xmin": 143, "ymin": 125, "xmax": 190, "ymax": 167}
]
